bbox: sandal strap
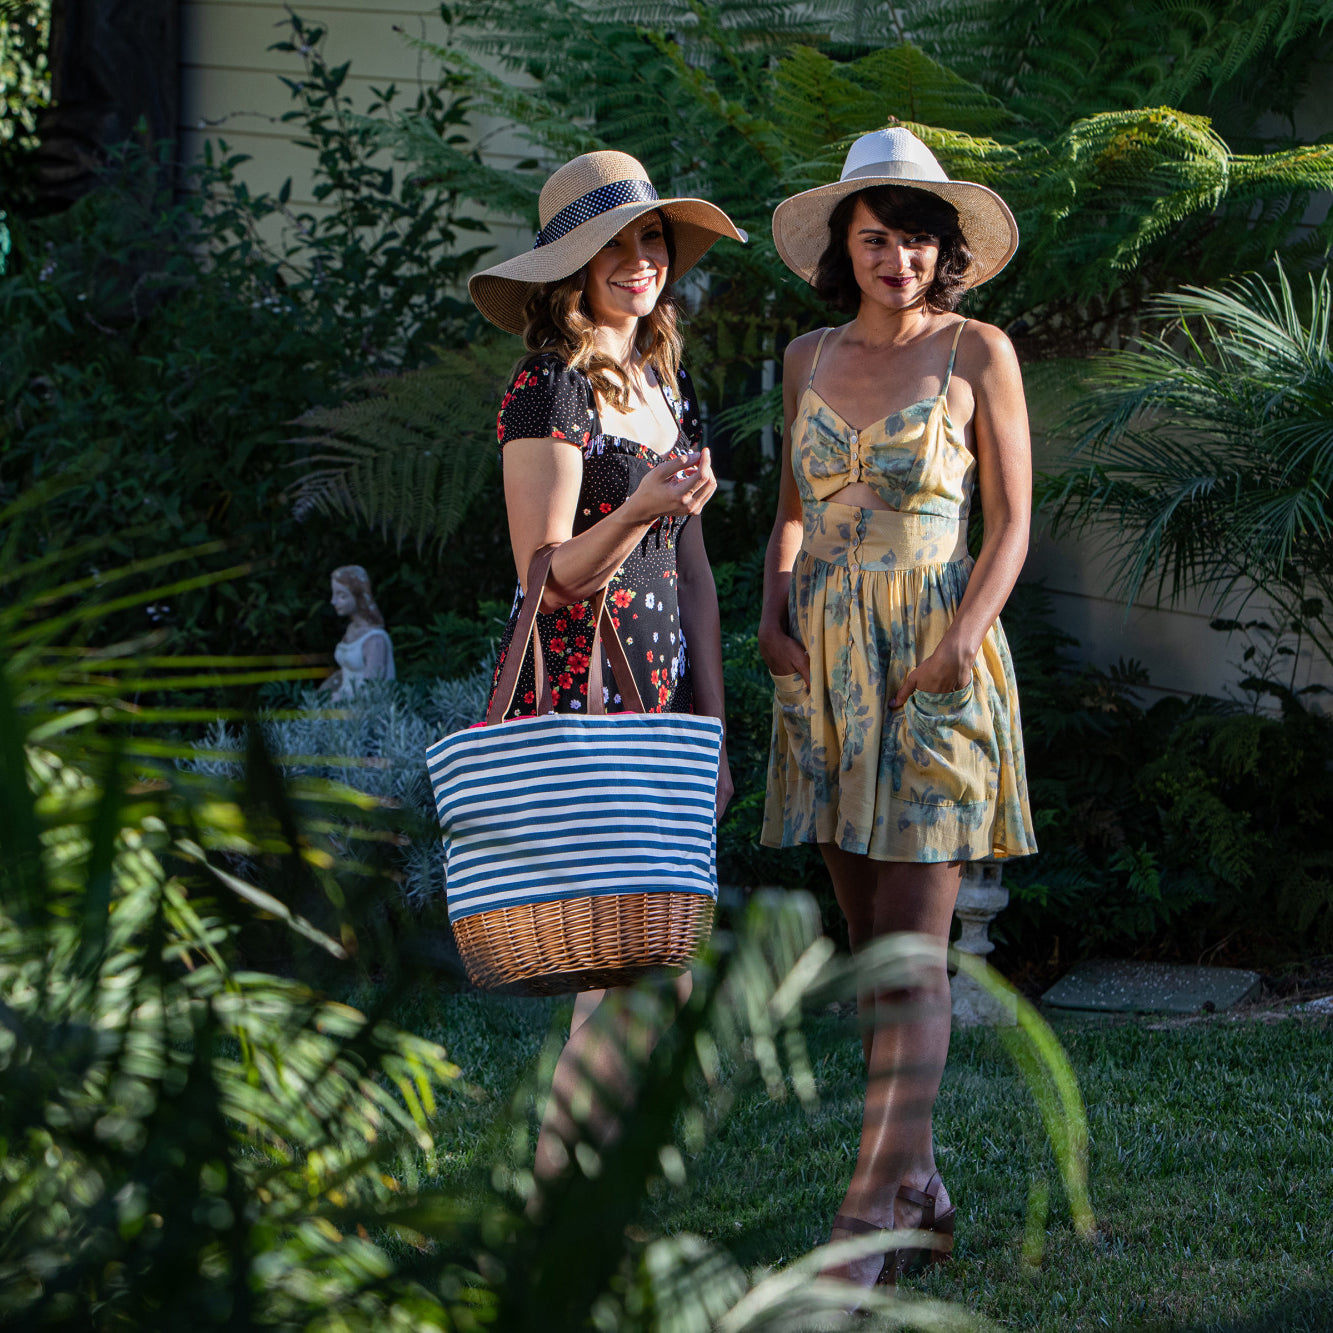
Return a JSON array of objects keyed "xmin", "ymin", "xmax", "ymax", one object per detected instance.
[
  {"xmin": 831, "ymin": 1214, "xmax": 891, "ymax": 1236},
  {"xmin": 896, "ymin": 1171, "xmax": 945, "ymax": 1227}
]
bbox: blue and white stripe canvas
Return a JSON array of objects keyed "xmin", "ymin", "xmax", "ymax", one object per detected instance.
[{"xmin": 426, "ymin": 712, "xmax": 723, "ymax": 924}]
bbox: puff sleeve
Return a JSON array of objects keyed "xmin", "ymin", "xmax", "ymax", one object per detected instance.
[{"xmin": 496, "ymin": 355, "xmax": 595, "ymax": 449}]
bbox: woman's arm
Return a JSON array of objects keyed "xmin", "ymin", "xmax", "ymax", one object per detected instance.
[
  {"xmin": 503, "ymin": 440, "xmax": 718, "ymax": 612},
  {"xmin": 892, "ymin": 321, "xmax": 1031, "ymax": 704},
  {"xmin": 757, "ymin": 335, "xmax": 817, "ymax": 686},
  {"xmin": 677, "ymin": 515, "xmax": 733, "ymax": 818}
]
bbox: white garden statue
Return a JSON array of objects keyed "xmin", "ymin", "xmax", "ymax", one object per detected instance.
[{"xmin": 320, "ymin": 565, "xmax": 396, "ymax": 701}]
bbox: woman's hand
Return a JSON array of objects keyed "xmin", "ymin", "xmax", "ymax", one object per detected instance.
[
  {"xmin": 758, "ymin": 619, "xmax": 811, "ymax": 687},
  {"xmin": 715, "ymin": 740, "xmax": 734, "ymax": 822},
  {"xmin": 622, "ymin": 448, "xmax": 717, "ymax": 524},
  {"xmin": 891, "ymin": 643, "xmax": 974, "ymax": 708}
]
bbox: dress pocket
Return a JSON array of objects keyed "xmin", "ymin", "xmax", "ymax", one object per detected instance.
[
  {"xmin": 890, "ymin": 680, "xmax": 992, "ymax": 807},
  {"xmin": 769, "ymin": 670, "xmax": 819, "ymax": 781}
]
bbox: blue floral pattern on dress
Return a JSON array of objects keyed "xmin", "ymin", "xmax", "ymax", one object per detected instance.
[{"xmin": 762, "ymin": 323, "xmax": 1037, "ymax": 863}]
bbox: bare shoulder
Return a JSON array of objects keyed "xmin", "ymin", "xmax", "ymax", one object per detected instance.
[
  {"xmin": 783, "ymin": 326, "xmax": 830, "ymax": 384},
  {"xmin": 954, "ymin": 317, "xmax": 1020, "ymax": 379}
]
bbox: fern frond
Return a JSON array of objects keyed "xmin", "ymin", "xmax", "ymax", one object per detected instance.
[{"xmin": 288, "ymin": 345, "xmax": 512, "ymax": 555}]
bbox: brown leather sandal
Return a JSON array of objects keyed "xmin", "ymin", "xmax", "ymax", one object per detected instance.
[
  {"xmin": 831, "ymin": 1173, "xmax": 956, "ymax": 1288},
  {"xmin": 830, "ymin": 1213, "xmax": 898, "ymax": 1286},
  {"xmin": 891, "ymin": 1171, "xmax": 956, "ymax": 1280}
]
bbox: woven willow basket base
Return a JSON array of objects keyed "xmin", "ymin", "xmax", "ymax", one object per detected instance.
[{"xmin": 451, "ymin": 891, "xmax": 714, "ymax": 996}]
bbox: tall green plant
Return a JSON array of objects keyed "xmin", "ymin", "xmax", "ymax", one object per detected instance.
[
  {"xmin": 1043, "ymin": 263, "xmax": 1333, "ymax": 676},
  {"xmin": 0, "ymin": 12, "xmax": 509, "ymax": 659}
]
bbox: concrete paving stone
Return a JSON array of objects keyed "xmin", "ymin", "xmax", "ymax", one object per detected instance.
[{"xmin": 1041, "ymin": 959, "xmax": 1261, "ymax": 1015}]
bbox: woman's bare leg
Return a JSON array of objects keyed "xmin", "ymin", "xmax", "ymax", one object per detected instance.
[
  {"xmin": 531, "ymin": 972, "xmax": 692, "ymax": 1202},
  {"xmin": 822, "ymin": 845, "xmax": 962, "ymax": 1285}
]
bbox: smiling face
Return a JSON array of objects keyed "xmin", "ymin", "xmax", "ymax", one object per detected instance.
[
  {"xmin": 582, "ymin": 212, "xmax": 670, "ymax": 327},
  {"xmin": 330, "ymin": 578, "xmax": 357, "ymax": 617},
  {"xmin": 844, "ymin": 196, "xmax": 940, "ymax": 313}
]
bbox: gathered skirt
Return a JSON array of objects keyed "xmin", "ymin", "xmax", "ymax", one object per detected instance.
[{"xmin": 761, "ymin": 501, "xmax": 1037, "ymax": 863}]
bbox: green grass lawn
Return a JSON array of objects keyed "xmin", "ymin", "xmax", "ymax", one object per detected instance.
[{"xmin": 390, "ymin": 988, "xmax": 1333, "ymax": 1332}]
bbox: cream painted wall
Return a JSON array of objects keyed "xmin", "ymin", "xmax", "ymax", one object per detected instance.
[
  {"xmin": 1021, "ymin": 525, "xmax": 1333, "ymax": 705},
  {"xmin": 178, "ymin": 0, "xmax": 531, "ymax": 255}
]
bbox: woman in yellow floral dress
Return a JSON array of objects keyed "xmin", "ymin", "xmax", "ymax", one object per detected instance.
[{"xmin": 759, "ymin": 128, "xmax": 1037, "ymax": 1287}]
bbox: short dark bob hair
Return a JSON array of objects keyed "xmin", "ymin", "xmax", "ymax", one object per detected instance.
[{"xmin": 813, "ymin": 185, "xmax": 972, "ymax": 314}]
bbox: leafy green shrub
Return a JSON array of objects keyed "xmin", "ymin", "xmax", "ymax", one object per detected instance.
[
  {"xmin": 378, "ymin": 0, "xmax": 1333, "ymax": 402},
  {"xmin": 187, "ymin": 675, "xmax": 491, "ymax": 904},
  {"xmin": 0, "ymin": 12, "xmax": 511, "ymax": 661},
  {"xmin": 999, "ymin": 586, "xmax": 1333, "ymax": 960},
  {"xmin": 0, "ymin": 0, "xmax": 49, "ymax": 201}
]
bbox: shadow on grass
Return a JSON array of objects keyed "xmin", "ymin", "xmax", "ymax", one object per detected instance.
[{"xmin": 1172, "ymin": 1286, "xmax": 1333, "ymax": 1332}]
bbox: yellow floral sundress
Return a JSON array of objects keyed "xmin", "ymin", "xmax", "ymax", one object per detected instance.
[{"xmin": 761, "ymin": 321, "xmax": 1037, "ymax": 863}]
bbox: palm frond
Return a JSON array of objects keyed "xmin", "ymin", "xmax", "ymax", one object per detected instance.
[{"xmin": 1045, "ymin": 262, "xmax": 1333, "ymax": 668}]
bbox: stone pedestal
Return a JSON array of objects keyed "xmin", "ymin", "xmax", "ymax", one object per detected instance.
[{"xmin": 951, "ymin": 860, "xmax": 1017, "ymax": 1028}]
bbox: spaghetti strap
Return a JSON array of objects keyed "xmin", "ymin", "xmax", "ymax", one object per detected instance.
[
  {"xmin": 808, "ymin": 327, "xmax": 835, "ymax": 388},
  {"xmin": 942, "ymin": 319, "xmax": 969, "ymax": 393}
]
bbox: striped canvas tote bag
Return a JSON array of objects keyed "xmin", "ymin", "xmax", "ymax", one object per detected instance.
[{"xmin": 426, "ymin": 546, "xmax": 722, "ymax": 994}]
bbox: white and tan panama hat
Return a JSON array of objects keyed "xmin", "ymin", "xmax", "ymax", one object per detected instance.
[
  {"xmin": 468, "ymin": 150, "xmax": 747, "ymax": 334},
  {"xmin": 772, "ymin": 127, "xmax": 1018, "ymax": 288}
]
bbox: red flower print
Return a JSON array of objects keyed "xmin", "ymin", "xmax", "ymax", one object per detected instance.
[
  {"xmin": 611, "ymin": 615, "xmax": 620, "ymax": 629},
  {"xmin": 558, "ymin": 672, "xmax": 573, "ymax": 691},
  {"xmin": 523, "ymin": 690, "xmax": 535, "ymax": 704},
  {"xmin": 574, "ymin": 635, "xmax": 587, "ymax": 649},
  {"xmin": 569, "ymin": 604, "xmax": 586, "ymax": 621},
  {"xmin": 579, "ymin": 682, "xmax": 588, "ymax": 694},
  {"xmin": 599, "ymin": 502, "xmax": 613, "ymax": 514},
  {"xmin": 555, "ymin": 618, "xmax": 568, "ymax": 631},
  {"xmin": 646, "ymin": 650, "xmax": 654, "ymax": 663},
  {"xmin": 612, "ymin": 589, "xmax": 634, "ymax": 608},
  {"xmin": 582, "ymin": 431, "xmax": 591, "ymax": 444},
  {"xmin": 567, "ymin": 651, "xmax": 589, "ymax": 674},
  {"xmin": 551, "ymin": 428, "xmax": 566, "ymax": 440},
  {"xmin": 496, "ymin": 421, "xmax": 506, "ymax": 443},
  {"xmin": 548, "ymin": 636, "xmax": 566, "ymax": 655},
  {"xmin": 658, "ymin": 683, "xmax": 670, "ymax": 705},
  {"xmin": 650, "ymin": 669, "xmax": 660, "ymax": 686}
]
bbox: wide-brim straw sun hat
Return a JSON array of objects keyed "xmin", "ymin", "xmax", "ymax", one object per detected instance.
[
  {"xmin": 772, "ymin": 127, "xmax": 1018, "ymax": 288},
  {"xmin": 469, "ymin": 150, "xmax": 747, "ymax": 335}
]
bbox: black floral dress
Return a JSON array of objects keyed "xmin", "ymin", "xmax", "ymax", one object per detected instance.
[{"xmin": 488, "ymin": 353, "xmax": 704, "ymax": 720}]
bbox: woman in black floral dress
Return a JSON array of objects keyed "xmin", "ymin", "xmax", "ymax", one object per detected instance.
[
  {"xmin": 490, "ymin": 354, "xmax": 704, "ymax": 716},
  {"xmin": 467, "ymin": 149, "xmax": 745, "ymax": 1198}
]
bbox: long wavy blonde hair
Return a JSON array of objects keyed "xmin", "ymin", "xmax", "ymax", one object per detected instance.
[{"xmin": 518, "ymin": 212, "xmax": 683, "ymax": 413}]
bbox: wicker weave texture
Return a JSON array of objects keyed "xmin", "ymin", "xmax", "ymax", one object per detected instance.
[{"xmin": 451, "ymin": 891, "xmax": 714, "ymax": 995}]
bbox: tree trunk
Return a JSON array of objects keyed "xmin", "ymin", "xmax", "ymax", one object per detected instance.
[{"xmin": 33, "ymin": 0, "xmax": 178, "ymax": 210}]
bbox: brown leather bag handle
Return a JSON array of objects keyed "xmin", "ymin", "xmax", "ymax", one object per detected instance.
[{"xmin": 486, "ymin": 544, "xmax": 646, "ymax": 725}]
